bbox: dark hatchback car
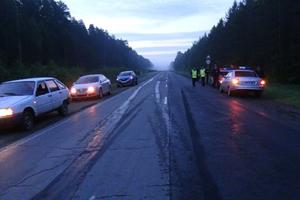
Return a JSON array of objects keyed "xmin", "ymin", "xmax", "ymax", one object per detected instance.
[{"xmin": 116, "ymin": 71, "xmax": 138, "ymax": 87}]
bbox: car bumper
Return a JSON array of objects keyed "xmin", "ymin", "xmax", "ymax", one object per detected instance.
[
  {"xmin": 231, "ymin": 85, "xmax": 265, "ymax": 91},
  {"xmin": 70, "ymin": 91, "xmax": 99, "ymax": 99},
  {"xmin": 0, "ymin": 113, "xmax": 23, "ymax": 128},
  {"xmin": 116, "ymin": 79, "xmax": 134, "ymax": 86}
]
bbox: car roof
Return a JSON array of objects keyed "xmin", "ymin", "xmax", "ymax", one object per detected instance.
[
  {"xmin": 233, "ymin": 69, "xmax": 255, "ymax": 72},
  {"xmin": 79, "ymin": 74, "xmax": 104, "ymax": 78},
  {"xmin": 120, "ymin": 71, "xmax": 133, "ymax": 73},
  {"xmin": 4, "ymin": 77, "xmax": 55, "ymax": 83}
]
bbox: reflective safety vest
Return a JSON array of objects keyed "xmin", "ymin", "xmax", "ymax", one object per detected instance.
[
  {"xmin": 200, "ymin": 68, "xmax": 206, "ymax": 77},
  {"xmin": 192, "ymin": 69, "xmax": 197, "ymax": 78}
]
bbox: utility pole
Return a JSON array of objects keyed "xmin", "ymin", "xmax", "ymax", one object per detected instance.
[{"xmin": 15, "ymin": 0, "xmax": 23, "ymax": 66}]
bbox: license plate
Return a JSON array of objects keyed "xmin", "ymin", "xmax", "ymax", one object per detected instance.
[{"xmin": 242, "ymin": 81, "xmax": 256, "ymax": 85}]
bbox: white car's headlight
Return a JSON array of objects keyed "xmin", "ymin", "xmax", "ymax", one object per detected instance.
[
  {"xmin": 70, "ymin": 87, "xmax": 77, "ymax": 94},
  {"xmin": 0, "ymin": 108, "xmax": 13, "ymax": 118},
  {"xmin": 87, "ymin": 86, "xmax": 96, "ymax": 93}
]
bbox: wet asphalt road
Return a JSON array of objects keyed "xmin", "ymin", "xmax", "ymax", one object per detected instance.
[{"xmin": 0, "ymin": 71, "xmax": 299, "ymax": 200}]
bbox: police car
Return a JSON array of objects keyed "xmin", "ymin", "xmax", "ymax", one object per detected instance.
[{"xmin": 219, "ymin": 68, "xmax": 266, "ymax": 97}]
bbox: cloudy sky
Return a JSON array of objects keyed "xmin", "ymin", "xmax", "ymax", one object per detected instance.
[{"xmin": 62, "ymin": 0, "xmax": 236, "ymax": 69}]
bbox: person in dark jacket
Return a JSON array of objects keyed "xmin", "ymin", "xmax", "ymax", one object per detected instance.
[
  {"xmin": 211, "ymin": 64, "xmax": 220, "ymax": 88},
  {"xmin": 256, "ymin": 66, "xmax": 266, "ymax": 79}
]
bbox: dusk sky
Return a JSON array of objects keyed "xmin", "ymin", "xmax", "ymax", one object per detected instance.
[{"xmin": 62, "ymin": 0, "xmax": 236, "ymax": 69}]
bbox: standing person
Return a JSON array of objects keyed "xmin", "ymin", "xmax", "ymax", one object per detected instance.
[
  {"xmin": 256, "ymin": 66, "xmax": 266, "ymax": 79},
  {"xmin": 200, "ymin": 67, "xmax": 206, "ymax": 87},
  {"xmin": 211, "ymin": 64, "xmax": 220, "ymax": 88},
  {"xmin": 205, "ymin": 66, "xmax": 210, "ymax": 84},
  {"xmin": 191, "ymin": 67, "xmax": 197, "ymax": 87}
]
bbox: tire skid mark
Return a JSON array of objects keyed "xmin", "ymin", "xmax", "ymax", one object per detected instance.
[
  {"xmin": 31, "ymin": 78, "xmax": 155, "ymax": 200},
  {"xmin": 181, "ymin": 90, "xmax": 222, "ymax": 200}
]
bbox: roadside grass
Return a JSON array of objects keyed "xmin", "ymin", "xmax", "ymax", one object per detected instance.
[{"xmin": 264, "ymin": 84, "xmax": 300, "ymax": 108}]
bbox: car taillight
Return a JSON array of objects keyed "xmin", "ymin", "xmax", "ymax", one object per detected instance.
[
  {"xmin": 232, "ymin": 78, "xmax": 239, "ymax": 85},
  {"xmin": 219, "ymin": 77, "xmax": 224, "ymax": 83},
  {"xmin": 260, "ymin": 80, "xmax": 266, "ymax": 85}
]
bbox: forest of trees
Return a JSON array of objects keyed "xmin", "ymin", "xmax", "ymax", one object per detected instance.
[
  {"xmin": 0, "ymin": 0, "xmax": 152, "ymax": 82},
  {"xmin": 173, "ymin": 0, "xmax": 300, "ymax": 84}
]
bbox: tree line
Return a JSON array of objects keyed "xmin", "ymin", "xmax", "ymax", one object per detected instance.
[
  {"xmin": 173, "ymin": 0, "xmax": 300, "ymax": 84},
  {"xmin": 0, "ymin": 0, "xmax": 152, "ymax": 82}
]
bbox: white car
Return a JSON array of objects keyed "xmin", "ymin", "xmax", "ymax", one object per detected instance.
[
  {"xmin": 0, "ymin": 77, "xmax": 70, "ymax": 130},
  {"xmin": 219, "ymin": 69, "xmax": 266, "ymax": 97},
  {"xmin": 70, "ymin": 74, "xmax": 111, "ymax": 99}
]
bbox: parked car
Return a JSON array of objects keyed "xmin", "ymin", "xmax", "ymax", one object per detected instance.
[
  {"xmin": 0, "ymin": 77, "xmax": 70, "ymax": 130},
  {"xmin": 219, "ymin": 69, "xmax": 266, "ymax": 97},
  {"xmin": 116, "ymin": 71, "xmax": 138, "ymax": 87},
  {"xmin": 70, "ymin": 74, "xmax": 111, "ymax": 99}
]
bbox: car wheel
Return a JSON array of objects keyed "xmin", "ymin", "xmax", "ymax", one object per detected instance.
[
  {"xmin": 21, "ymin": 110, "xmax": 34, "ymax": 131},
  {"xmin": 107, "ymin": 85, "xmax": 112, "ymax": 95},
  {"xmin": 227, "ymin": 87, "xmax": 233, "ymax": 96},
  {"xmin": 58, "ymin": 101, "xmax": 69, "ymax": 116},
  {"xmin": 98, "ymin": 88, "xmax": 103, "ymax": 99},
  {"xmin": 135, "ymin": 80, "xmax": 138, "ymax": 85}
]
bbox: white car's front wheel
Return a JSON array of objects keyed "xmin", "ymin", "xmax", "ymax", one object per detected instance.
[{"xmin": 21, "ymin": 110, "xmax": 34, "ymax": 131}]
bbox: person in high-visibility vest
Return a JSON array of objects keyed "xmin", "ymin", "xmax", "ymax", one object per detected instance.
[
  {"xmin": 191, "ymin": 67, "xmax": 197, "ymax": 87},
  {"xmin": 200, "ymin": 67, "xmax": 206, "ymax": 87}
]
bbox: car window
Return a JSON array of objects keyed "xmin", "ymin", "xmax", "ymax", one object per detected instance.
[
  {"xmin": 36, "ymin": 81, "xmax": 49, "ymax": 96},
  {"xmin": 45, "ymin": 80, "xmax": 60, "ymax": 92},
  {"xmin": 120, "ymin": 72, "xmax": 132, "ymax": 76},
  {"xmin": 225, "ymin": 72, "xmax": 232, "ymax": 78},
  {"xmin": 55, "ymin": 79, "xmax": 66, "ymax": 89},
  {"xmin": 100, "ymin": 75, "xmax": 106, "ymax": 82},
  {"xmin": 76, "ymin": 76, "xmax": 99, "ymax": 84},
  {"xmin": 0, "ymin": 81, "xmax": 35, "ymax": 96},
  {"xmin": 235, "ymin": 71, "xmax": 257, "ymax": 77}
]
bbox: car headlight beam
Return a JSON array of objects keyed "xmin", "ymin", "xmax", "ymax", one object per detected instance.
[
  {"xmin": 87, "ymin": 86, "xmax": 96, "ymax": 93},
  {"xmin": 70, "ymin": 87, "xmax": 77, "ymax": 94},
  {"xmin": 0, "ymin": 108, "xmax": 13, "ymax": 118}
]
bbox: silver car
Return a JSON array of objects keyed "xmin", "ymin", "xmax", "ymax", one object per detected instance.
[
  {"xmin": 0, "ymin": 77, "xmax": 69, "ymax": 130},
  {"xmin": 219, "ymin": 69, "xmax": 266, "ymax": 97},
  {"xmin": 70, "ymin": 74, "xmax": 111, "ymax": 99}
]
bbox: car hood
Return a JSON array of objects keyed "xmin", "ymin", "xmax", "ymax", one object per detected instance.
[
  {"xmin": 0, "ymin": 96, "xmax": 31, "ymax": 108},
  {"xmin": 72, "ymin": 83, "xmax": 99, "ymax": 89}
]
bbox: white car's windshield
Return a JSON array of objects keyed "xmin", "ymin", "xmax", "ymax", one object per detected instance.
[
  {"xmin": 0, "ymin": 81, "xmax": 35, "ymax": 96},
  {"xmin": 76, "ymin": 76, "xmax": 99, "ymax": 84}
]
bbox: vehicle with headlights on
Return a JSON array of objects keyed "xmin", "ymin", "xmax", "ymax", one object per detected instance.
[
  {"xmin": 219, "ymin": 69, "xmax": 266, "ymax": 97},
  {"xmin": 116, "ymin": 71, "xmax": 138, "ymax": 87},
  {"xmin": 0, "ymin": 77, "xmax": 70, "ymax": 130},
  {"xmin": 70, "ymin": 74, "xmax": 111, "ymax": 99}
]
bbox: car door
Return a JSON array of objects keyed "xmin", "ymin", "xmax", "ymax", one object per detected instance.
[
  {"xmin": 54, "ymin": 79, "xmax": 69, "ymax": 100},
  {"xmin": 100, "ymin": 75, "xmax": 109, "ymax": 94},
  {"xmin": 35, "ymin": 81, "xmax": 53, "ymax": 114},
  {"xmin": 45, "ymin": 80, "xmax": 61, "ymax": 109},
  {"xmin": 222, "ymin": 72, "xmax": 232, "ymax": 90}
]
